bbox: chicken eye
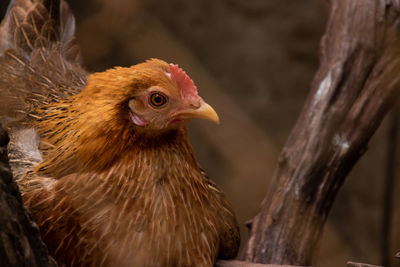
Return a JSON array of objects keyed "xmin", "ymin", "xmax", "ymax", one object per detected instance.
[{"xmin": 149, "ymin": 92, "xmax": 168, "ymax": 108}]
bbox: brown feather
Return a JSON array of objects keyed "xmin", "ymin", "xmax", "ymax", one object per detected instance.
[
  {"xmin": 0, "ymin": 0, "xmax": 85, "ymax": 125},
  {"xmin": 24, "ymin": 128, "xmax": 239, "ymax": 266}
]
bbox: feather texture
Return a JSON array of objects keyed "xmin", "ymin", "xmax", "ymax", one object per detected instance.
[
  {"xmin": 24, "ymin": 130, "xmax": 239, "ymax": 266},
  {"xmin": 0, "ymin": 0, "xmax": 87, "ymax": 185},
  {"xmin": 0, "ymin": 0, "xmax": 86, "ymax": 125}
]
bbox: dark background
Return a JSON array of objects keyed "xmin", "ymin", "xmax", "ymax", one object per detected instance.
[{"xmin": 2, "ymin": 0, "xmax": 400, "ymax": 266}]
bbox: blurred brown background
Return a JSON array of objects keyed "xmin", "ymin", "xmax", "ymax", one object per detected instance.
[{"xmin": 3, "ymin": 0, "xmax": 400, "ymax": 266}]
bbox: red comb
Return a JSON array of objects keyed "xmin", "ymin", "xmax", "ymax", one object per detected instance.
[{"xmin": 169, "ymin": 64, "xmax": 198, "ymax": 100}]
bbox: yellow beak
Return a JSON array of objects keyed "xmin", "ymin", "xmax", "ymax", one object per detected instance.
[{"xmin": 174, "ymin": 100, "xmax": 220, "ymax": 124}]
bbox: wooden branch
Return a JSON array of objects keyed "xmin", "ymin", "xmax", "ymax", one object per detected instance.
[
  {"xmin": 216, "ymin": 260, "xmax": 308, "ymax": 267},
  {"xmin": 241, "ymin": 0, "xmax": 400, "ymax": 265},
  {"xmin": 381, "ymin": 109, "xmax": 398, "ymax": 266},
  {"xmin": 0, "ymin": 127, "xmax": 56, "ymax": 266},
  {"xmin": 347, "ymin": 262, "xmax": 382, "ymax": 267},
  {"xmin": 216, "ymin": 260, "xmax": 383, "ymax": 267}
]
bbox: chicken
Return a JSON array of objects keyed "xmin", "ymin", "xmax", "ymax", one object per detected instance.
[{"xmin": 0, "ymin": 0, "xmax": 240, "ymax": 266}]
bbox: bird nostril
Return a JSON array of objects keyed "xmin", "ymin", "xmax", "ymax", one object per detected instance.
[{"xmin": 190, "ymin": 102, "xmax": 201, "ymax": 109}]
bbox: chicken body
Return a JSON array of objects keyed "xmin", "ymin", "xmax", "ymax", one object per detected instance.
[
  {"xmin": 25, "ymin": 127, "xmax": 238, "ymax": 266},
  {"xmin": 0, "ymin": 0, "xmax": 239, "ymax": 266}
]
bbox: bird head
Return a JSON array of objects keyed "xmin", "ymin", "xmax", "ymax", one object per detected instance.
[
  {"xmin": 36, "ymin": 59, "xmax": 218, "ymax": 176},
  {"xmin": 82, "ymin": 59, "xmax": 219, "ymax": 136}
]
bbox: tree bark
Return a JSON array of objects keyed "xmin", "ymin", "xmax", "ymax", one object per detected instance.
[
  {"xmin": 216, "ymin": 260, "xmax": 308, "ymax": 267},
  {"xmin": 241, "ymin": 0, "xmax": 400, "ymax": 265},
  {"xmin": 347, "ymin": 262, "xmax": 383, "ymax": 267},
  {"xmin": 381, "ymin": 109, "xmax": 398, "ymax": 267},
  {"xmin": 0, "ymin": 127, "xmax": 56, "ymax": 267}
]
